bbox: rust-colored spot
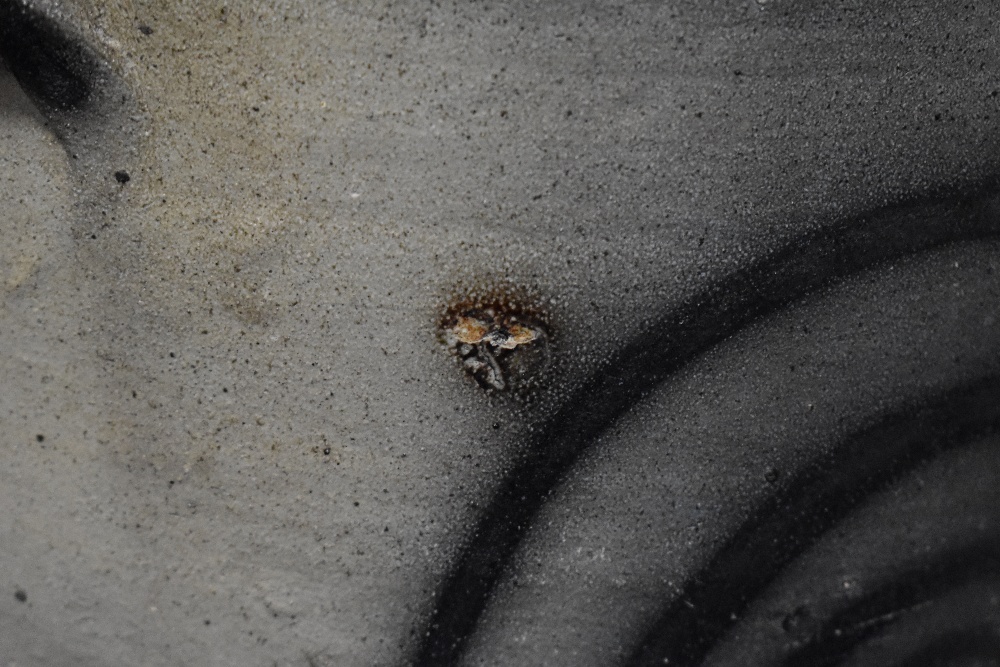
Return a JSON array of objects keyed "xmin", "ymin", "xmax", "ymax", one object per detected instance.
[
  {"xmin": 451, "ymin": 313, "xmax": 493, "ymax": 346},
  {"xmin": 441, "ymin": 292, "xmax": 550, "ymax": 392}
]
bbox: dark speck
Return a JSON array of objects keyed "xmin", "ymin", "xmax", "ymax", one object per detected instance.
[
  {"xmin": 35, "ymin": 434, "xmax": 44, "ymax": 442},
  {"xmin": 492, "ymin": 422, "xmax": 501, "ymax": 430},
  {"xmin": 138, "ymin": 24, "xmax": 154, "ymax": 36},
  {"xmin": 353, "ymin": 501, "xmax": 359, "ymax": 507},
  {"xmin": 782, "ymin": 605, "xmax": 817, "ymax": 635},
  {"xmin": 204, "ymin": 619, "xmax": 211, "ymax": 625},
  {"xmin": 323, "ymin": 447, "xmax": 331, "ymax": 455},
  {"xmin": 765, "ymin": 468, "xmax": 780, "ymax": 485},
  {"xmin": 14, "ymin": 589, "xmax": 26, "ymax": 602},
  {"xmin": 114, "ymin": 171, "xmax": 130, "ymax": 184}
]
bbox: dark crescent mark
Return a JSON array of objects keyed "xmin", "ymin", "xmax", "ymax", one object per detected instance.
[
  {"xmin": 629, "ymin": 378, "xmax": 1000, "ymax": 666},
  {"xmin": 782, "ymin": 543, "xmax": 1000, "ymax": 667},
  {"xmin": 414, "ymin": 180, "xmax": 1000, "ymax": 666},
  {"xmin": 0, "ymin": 0, "xmax": 99, "ymax": 111}
]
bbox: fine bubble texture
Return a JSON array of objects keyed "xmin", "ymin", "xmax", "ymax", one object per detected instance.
[{"xmin": 1, "ymin": 2, "xmax": 1000, "ymax": 666}]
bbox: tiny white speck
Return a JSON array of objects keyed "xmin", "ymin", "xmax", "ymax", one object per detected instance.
[{"xmin": 350, "ymin": 193, "xmax": 361, "ymax": 199}]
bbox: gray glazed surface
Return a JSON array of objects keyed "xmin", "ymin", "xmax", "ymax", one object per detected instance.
[{"xmin": 2, "ymin": 1, "xmax": 999, "ymax": 665}]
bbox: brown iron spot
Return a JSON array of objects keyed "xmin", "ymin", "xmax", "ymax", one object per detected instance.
[{"xmin": 440, "ymin": 287, "xmax": 551, "ymax": 393}]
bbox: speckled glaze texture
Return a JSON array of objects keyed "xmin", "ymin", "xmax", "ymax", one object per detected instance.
[{"xmin": 2, "ymin": 1, "xmax": 999, "ymax": 665}]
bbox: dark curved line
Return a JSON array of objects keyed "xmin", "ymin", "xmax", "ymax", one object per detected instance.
[
  {"xmin": 414, "ymin": 180, "xmax": 1000, "ymax": 666},
  {"xmin": 782, "ymin": 543, "xmax": 1000, "ymax": 667},
  {"xmin": 0, "ymin": 0, "xmax": 99, "ymax": 111},
  {"xmin": 629, "ymin": 378, "xmax": 1000, "ymax": 666}
]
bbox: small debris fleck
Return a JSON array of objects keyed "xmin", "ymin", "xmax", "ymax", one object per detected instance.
[
  {"xmin": 114, "ymin": 171, "xmax": 131, "ymax": 184},
  {"xmin": 14, "ymin": 589, "xmax": 26, "ymax": 602},
  {"xmin": 782, "ymin": 605, "xmax": 816, "ymax": 635},
  {"xmin": 138, "ymin": 24, "xmax": 154, "ymax": 36},
  {"xmin": 442, "ymin": 303, "xmax": 547, "ymax": 391},
  {"xmin": 323, "ymin": 447, "xmax": 331, "ymax": 455},
  {"xmin": 35, "ymin": 434, "xmax": 44, "ymax": 442}
]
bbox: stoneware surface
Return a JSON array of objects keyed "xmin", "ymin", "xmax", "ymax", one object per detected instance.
[{"xmin": 1, "ymin": 1, "xmax": 999, "ymax": 665}]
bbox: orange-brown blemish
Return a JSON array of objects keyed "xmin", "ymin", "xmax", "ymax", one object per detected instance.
[
  {"xmin": 440, "ymin": 288, "xmax": 550, "ymax": 392},
  {"xmin": 451, "ymin": 315, "xmax": 493, "ymax": 346}
]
